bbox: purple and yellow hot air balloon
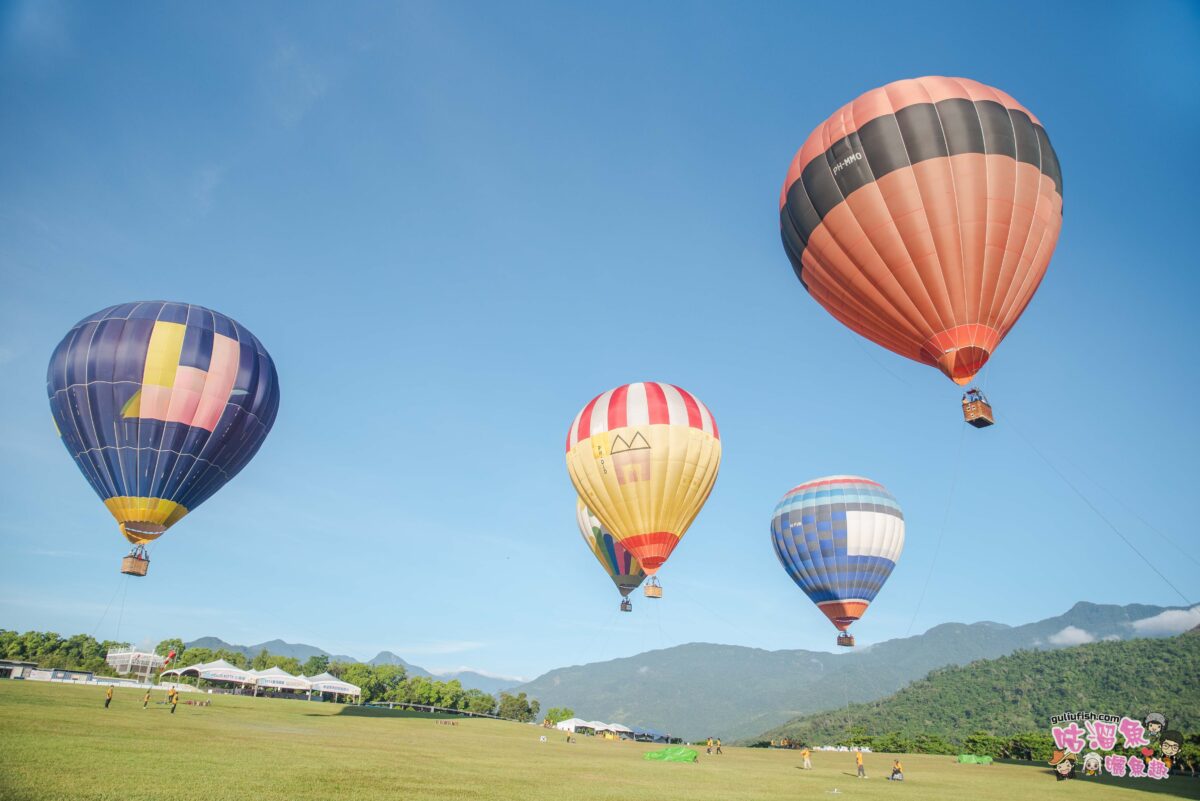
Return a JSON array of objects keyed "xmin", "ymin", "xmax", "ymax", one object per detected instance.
[
  {"xmin": 577, "ymin": 498, "xmax": 646, "ymax": 612},
  {"xmin": 47, "ymin": 302, "xmax": 280, "ymax": 575},
  {"xmin": 771, "ymin": 476, "xmax": 904, "ymax": 647}
]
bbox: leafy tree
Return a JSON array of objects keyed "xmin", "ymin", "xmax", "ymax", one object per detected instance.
[
  {"xmin": 252, "ymin": 648, "xmax": 272, "ymax": 671},
  {"xmin": 178, "ymin": 647, "xmax": 214, "ymax": 667},
  {"xmin": 155, "ymin": 638, "xmax": 186, "ymax": 658},
  {"xmin": 545, "ymin": 707, "xmax": 576, "ymax": 724},
  {"xmin": 497, "ymin": 692, "xmax": 539, "ymax": 722},
  {"xmin": 303, "ymin": 655, "xmax": 330, "ymax": 676},
  {"xmin": 214, "ymin": 649, "xmax": 250, "ymax": 669},
  {"xmin": 463, "ymin": 689, "xmax": 496, "ymax": 716}
]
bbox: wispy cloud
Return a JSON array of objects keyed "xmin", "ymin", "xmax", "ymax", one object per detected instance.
[
  {"xmin": 263, "ymin": 41, "xmax": 330, "ymax": 126},
  {"xmin": 1131, "ymin": 606, "xmax": 1200, "ymax": 637},
  {"xmin": 191, "ymin": 165, "xmax": 226, "ymax": 214},
  {"xmin": 1047, "ymin": 626, "xmax": 1096, "ymax": 646},
  {"xmin": 387, "ymin": 640, "xmax": 484, "ymax": 656},
  {"xmin": 428, "ymin": 666, "xmax": 527, "ymax": 682},
  {"xmin": 6, "ymin": 0, "xmax": 71, "ymax": 54}
]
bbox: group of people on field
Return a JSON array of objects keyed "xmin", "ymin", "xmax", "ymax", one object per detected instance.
[
  {"xmin": 795, "ymin": 745, "xmax": 904, "ymax": 781},
  {"xmin": 705, "ymin": 737, "xmax": 723, "ymax": 755},
  {"xmin": 103, "ymin": 685, "xmax": 180, "ymax": 713}
]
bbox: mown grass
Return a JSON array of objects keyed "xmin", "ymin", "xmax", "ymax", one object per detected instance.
[{"xmin": 0, "ymin": 681, "xmax": 1196, "ymax": 800}]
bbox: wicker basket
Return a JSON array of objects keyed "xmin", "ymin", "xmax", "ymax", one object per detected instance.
[
  {"xmin": 836, "ymin": 633, "xmax": 856, "ymax": 647},
  {"xmin": 644, "ymin": 584, "xmax": 663, "ymax": 599},
  {"xmin": 962, "ymin": 400, "xmax": 995, "ymax": 428},
  {"xmin": 120, "ymin": 555, "xmax": 149, "ymax": 576}
]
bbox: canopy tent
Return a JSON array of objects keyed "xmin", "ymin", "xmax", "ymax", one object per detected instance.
[
  {"xmin": 304, "ymin": 672, "xmax": 362, "ymax": 698},
  {"xmin": 161, "ymin": 659, "xmax": 254, "ymax": 685},
  {"xmin": 555, "ymin": 718, "xmax": 596, "ymax": 733},
  {"xmin": 250, "ymin": 666, "xmax": 310, "ymax": 691},
  {"xmin": 631, "ymin": 726, "xmax": 668, "ymax": 742},
  {"xmin": 605, "ymin": 723, "xmax": 633, "ymax": 734}
]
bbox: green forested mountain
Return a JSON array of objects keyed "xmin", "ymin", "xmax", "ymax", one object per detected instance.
[
  {"xmin": 513, "ymin": 602, "xmax": 1188, "ymax": 739},
  {"xmin": 757, "ymin": 628, "xmax": 1200, "ymax": 751}
]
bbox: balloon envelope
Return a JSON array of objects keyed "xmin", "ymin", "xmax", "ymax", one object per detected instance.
[
  {"xmin": 565, "ymin": 382, "xmax": 720, "ymax": 575},
  {"xmin": 779, "ymin": 76, "xmax": 1063, "ymax": 385},
  {"xmin": 576, "ymin": 498, "xmax": 646, "ymax": 597},
  {"xmin": 47, "ymin": 301, "xmax": 280, "ymax": 546},
  {"xmin": 771, "ymin": 476, "xmax": 904, "ymax": 632}
]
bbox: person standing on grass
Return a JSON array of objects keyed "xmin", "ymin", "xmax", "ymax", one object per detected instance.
[
  {"xmin": 706, "ymin": 737, "xmax": 713, "ymax": 755},
  {"xmin": 143, "ymin": 689, "xmax": 151, "ymax": 710},
  {"xmin": 715, "ymin": 738, "xmax": 722, "ymax": 755},
  {"xmin": 801, "ymin": 746, "xmax": 812, "ymax": 770},
  {"xmin": 169, "ymin": 688, "xmax": 179, "ymax": 714},
  {"xmin": 104, "ymin": 686, "xmax": 113, "ymax": 709},
  {"xmin": 855, "ymin": 748, "xmax": 866, "ymax": 778}
]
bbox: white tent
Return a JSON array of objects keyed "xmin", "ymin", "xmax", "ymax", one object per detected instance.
[
  {"xmin": 251, "ymin": 666, "xmax": 310, "ymax": 691},
  {"xmin": 585, "ymin": 720, "xmax": 608, "ymax": 731},
  {"xmin": 606, "ymin": 723, "xmax": 633, "ymax": 734},
  {"xmin": 161, "ymin": 659, "xmax": 254, "ymax": 685},
  {"xmin": 305, "ymin": 672, "xmax": 361, "ymax": 697},
  {"xmin": 555, "ymin": 718, "xmax": 594, "ymax": 733}
]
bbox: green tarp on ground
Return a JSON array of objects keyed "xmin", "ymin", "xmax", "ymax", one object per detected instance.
[
  {"xmin": 643, "ymin": 746, "xmax": 699, "ymax": 763},
  {"xmin": 957, "ymin": 754, "xmax": 994, "ymax": 764}
]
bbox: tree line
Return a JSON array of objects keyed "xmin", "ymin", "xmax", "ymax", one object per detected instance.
[
  {"xmin": 0, "ymin": 629, "xmax": 543, "ymax": 722},
  {"xmin": 755, "ymin": 630, "xmax": 1200, "ymax": 765}
]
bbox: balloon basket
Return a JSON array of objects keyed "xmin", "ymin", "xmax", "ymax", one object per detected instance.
[
  {"xmin": 962, "ymin": 389, "xmax": 995, "ymax": 428},
  {"xmin": 836, "ymin": 633, "xmax": 855, "ymax": 648},
  {"xmin": 644, "ymin": 577, "xmax": 662, "ymax": 599},
  {"xmin": 120, "ymin": 545, "xmax": 150, "ymax": 577},
  {"xmin": 620, "ymin": 598, "xmax": 632, "ymax": 613}
]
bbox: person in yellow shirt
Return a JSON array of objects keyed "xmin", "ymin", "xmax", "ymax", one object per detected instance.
[
  {"xmin": 104, "ymin": 686, "xmax": 113, "ymax": 709},
  {"xmin": 706, "ymin": 737, "xmax": 713, "ymax": 755},
  {"xmin": 801, "ymin": 746, "xmax": 812, "ymax": 770},
  {"xmin": 715, "ymin": 738, "xmax": 723, "ymax": 755},
  {"xmin": 855, "ymin": 748, "xmax": 866, "ymax": 778},
  {"xmin": 143, "ymin": 689, "xmax": 151, "ymax": 709},
  {"xmin": 889, "ymin": 759, "xmax": 904, "ymax": 781},
  {"xmin": 169, "ymin": 687, "xmax": 179, "ymax": 714}
]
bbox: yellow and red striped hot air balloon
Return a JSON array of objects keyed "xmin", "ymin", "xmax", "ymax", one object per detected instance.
[
  {"xmin": 779, "ymin": 77, "xmax": 1063, "ymax": 414},
  {"xmin": 565, "ymin": 382, "xmax": 721, "ymax": 597}
]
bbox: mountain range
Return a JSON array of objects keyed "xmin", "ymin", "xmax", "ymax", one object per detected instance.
[
  {"xmin": 183, "ymin": 637, "xmax": 521, "ymax": 695},
  {"xmin": 508, "ymin": 602, "xmax": 1197, "ymax": 740},
  {"xmin": 758, "ymin": 624, "xmax": 1200, "ymax": 746}
]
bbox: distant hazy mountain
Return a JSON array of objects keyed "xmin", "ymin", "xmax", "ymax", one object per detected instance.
[
  {"xmin": 185, "ymin": 637, "xmax": 358, "ymax": 664},
  {"xmin": 184, "ymin": 639, "xmax": 520, "ymax": 694},
  {"xmin": 511, "ymin": 602, "xmax": 1192, "ymax": 740},
  {"xmin": 367, "ymin": 652, "xmax": 521, "ymax": 693},
  {"xmin": 367, "ymin": 651, "xmax": 432, "ymax": 677}
]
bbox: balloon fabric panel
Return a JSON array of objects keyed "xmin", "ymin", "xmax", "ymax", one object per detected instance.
[
  {"xmin": 566, "ymin": 382, "xmax": 720, "ymax": 576},
  {"xmin": 576, "ymin": 499, "xmax": 647, "ymax": 595},
  {"xmin": 47, "ymin": 302, "xmax": 280, "ymax": 544},
  {"xmin": 780, "ymin": 77, "xmax": 1063, "ymax": 385},
  {"xmin": 771, "ymin": 476, "xmax": 904, "ymax": 631}
]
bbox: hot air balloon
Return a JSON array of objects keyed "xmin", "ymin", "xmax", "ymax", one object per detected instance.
[
  {"xmin": 779, "ymin": 77, "xmax": 1063, "ymax": 423},
  {"xmin": 771, "ymin": 476, "xmax": 904, "ymax": 647},
  {"xmin": 565, "ymin": 382, "xmax": 721, "ymax": 598},
  {"xmin": 47, "ymin": 302, "xmax": 280, "ymax": 575},
  {"xmin": 577, "ymin": 498, "xmax": 647, "ymax": 612}
]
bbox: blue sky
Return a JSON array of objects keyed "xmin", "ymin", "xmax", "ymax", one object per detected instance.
[{"xmin": 1, "ymin": 0, "xmax": 1198, "ymax": 680}]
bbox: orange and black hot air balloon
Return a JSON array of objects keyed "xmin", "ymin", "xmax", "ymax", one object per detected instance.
[{"xmin": 779, "ymin": 77, "xmax": 1063, "ymax": 416}]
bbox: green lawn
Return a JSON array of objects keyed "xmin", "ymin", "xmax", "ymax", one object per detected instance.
[{"xmin": 1, "ymin": 681, "xmax": 1196, "ymax": 800}]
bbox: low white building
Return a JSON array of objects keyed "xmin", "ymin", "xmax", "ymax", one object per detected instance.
[{"xmin": 105, "ymin": 649, "xmax": 166, "ymax": 681}]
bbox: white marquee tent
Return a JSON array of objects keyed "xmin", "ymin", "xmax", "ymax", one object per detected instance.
[{"xmin": 161, "ymin": 658, "xmax": 253, "ymax": 685}]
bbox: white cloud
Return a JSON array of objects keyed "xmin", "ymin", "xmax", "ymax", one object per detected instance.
[
  {"xmin": 1048, "ymin": 626, "xmax": 1096, "ymax": 646},
  {"xmin": 1131, "ymin": 607, "xmax": 1200, "ymax": 637},
  {"xmin": 386, "ymin": 640, "xmax": 483, "ymax": 656},
  {"xmin": 429, "ymin": 666, "xmax": 526, "ymax": 682},
  {"xmin": 191, "ymin": 165, "xmax": 226, "ymax": 213},
  {"xmin": 264, "ymin": 42, "xmax": 330, "ymax": 126}
]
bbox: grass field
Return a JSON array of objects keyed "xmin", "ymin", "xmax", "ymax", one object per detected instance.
[{"xmin": 1, "ymin": 682, "xmax": 1196, "ymax": 801}]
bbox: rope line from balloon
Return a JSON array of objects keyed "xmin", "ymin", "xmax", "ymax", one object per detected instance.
[
  {"xmin": 904, "ymin": 420, "xmax": 968, "ymax": 637},
  {"xmin": 1008, "ymin": 420, "xmax": 1193, "ymax": 606}
]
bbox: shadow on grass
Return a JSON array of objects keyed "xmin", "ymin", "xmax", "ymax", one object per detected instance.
[{"xmin": 305, "ymin": 706, "xmax": 471, "ymax": 721}]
